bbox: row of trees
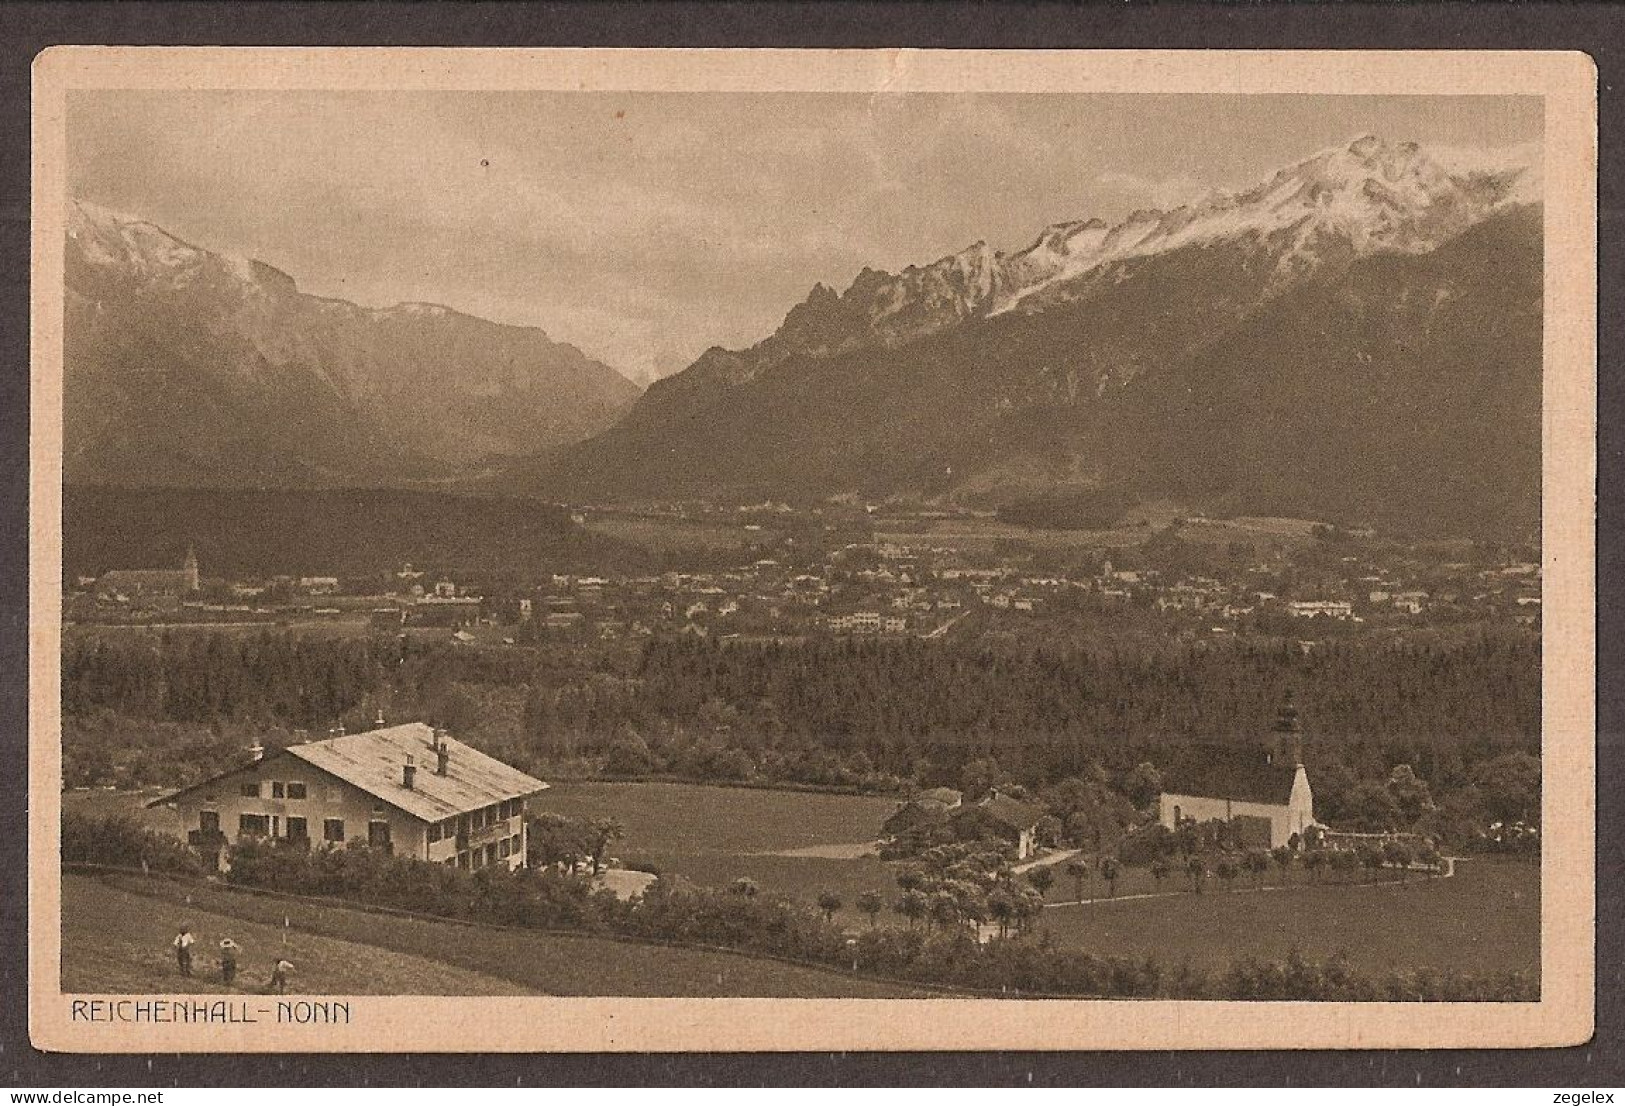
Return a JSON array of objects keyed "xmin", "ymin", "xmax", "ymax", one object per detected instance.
[{"xmin": 61, "ymin": 813, "xmax": 1535, "ymax": 1002}]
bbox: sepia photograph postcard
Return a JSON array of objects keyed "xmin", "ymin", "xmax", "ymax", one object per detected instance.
[{"xmin": 26, "ymin": 46, "xmax": 1597, "ymax": 1053}]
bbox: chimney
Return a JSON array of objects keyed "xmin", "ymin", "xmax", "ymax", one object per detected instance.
[
  {"xmin": 403, "ymin": 754, "xmax": 416, "ymax": 790},
  {"xmin": 374, "ymin": 708, "xmax": 386, "ymax": 730},
  {"xmin": 433, "ymin": 729, "xmax": 450, "ymax": 776},
  {"xmin": 249, "ymin": 740, "xmax": 265, "ymax": 763}
]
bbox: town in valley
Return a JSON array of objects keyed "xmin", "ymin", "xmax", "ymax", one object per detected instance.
[{"xmin": 57, "ymin": 91, "xmax": 1544, "ymax": 1003}]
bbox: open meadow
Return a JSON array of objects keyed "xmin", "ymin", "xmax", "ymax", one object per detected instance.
[
  {"xmin": 1036, "ymin": 858, "xmax": 1539, "ymax": 979},
  {"xmin": 62, "ymin": 872, "xmax": 930, "ymax": 998},
  {"xmin": 537, "ymin": 781, "xmax": 901, "ymax": 907},
  {"xmin": 67, "ymin": 785, "xmax": 1540, "ymax": 987}
]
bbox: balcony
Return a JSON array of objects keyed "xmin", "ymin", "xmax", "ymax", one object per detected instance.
[{"xmin": 455, "ymin": 818, "xmax": 512, "ymax": 851}]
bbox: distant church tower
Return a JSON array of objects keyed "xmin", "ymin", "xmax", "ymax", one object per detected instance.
[
  {"xmin": 182, "ymin": 544, "xmax": 200, "ymax": 592},
  {"xmin": 1271, "ymin": 690, "xmax": 1305, "ymax": 767}
]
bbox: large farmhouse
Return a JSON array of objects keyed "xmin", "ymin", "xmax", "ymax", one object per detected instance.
[
  {"xmin": 150, "ymin": 723, "xmax": 548, "ymax": 872},
  {"xmin": 1156, "ymin": 695, "xmax": 1316, "ymax": 850}
]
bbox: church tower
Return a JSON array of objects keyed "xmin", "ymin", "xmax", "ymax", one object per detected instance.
[
  {"xmin": 182, "ymin": 544, "xmax": 199, "ymax": 592},
  {"xmin": 1272, "ymin": 689, "xmax": 1304, "ymax": 767}
]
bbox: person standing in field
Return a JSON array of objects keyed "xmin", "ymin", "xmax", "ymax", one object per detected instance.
[
  {"xmin": 172, "ymin": 926, "xmax": 194, "ymax": 977},
  {"xmin": 218, "ymin": 938, "xmax": 240, "ymax": 985},
  {"xmin": 268, "ymin": 957, "xmax": 294, "ymax": 994}
]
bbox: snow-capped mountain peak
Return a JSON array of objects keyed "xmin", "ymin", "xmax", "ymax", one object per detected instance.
[{"xmin": 993, "ymin": 134, "xmax": 1536, "ymax": 312}]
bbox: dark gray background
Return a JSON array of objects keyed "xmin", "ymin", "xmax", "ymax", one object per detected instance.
[{"xmin": 0, "ymin": 1, "xmax": 1618, "ymax": 1087}]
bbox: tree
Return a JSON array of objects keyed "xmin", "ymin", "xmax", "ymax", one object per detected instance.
[
  {"xmin": 817, "ymin": 890, "xmax": 844, "ymax": 924},
  {"xmin": 1386, "ymin": 764, "xmax": 1435, "ymax": 826},
  {"xmin": 1470, "ymin": 752, "xmax": 1541, "ymax": 826},
  {"xmin": 1303, "ymin": 849, "xmax": 1326, "ymax": 884},
  {"xmin": 1100, "ymin": 856, "xmax": 1121, "ymax": 898},
  {"xmin": 1215, "ymin": 858, "xmax": 1239, "ymax": 892},
  {"xmin": 602, "ymin": 727, "xmax": 657, "ymax": 776},
  {"xmin": 1149, "ymin": 857, "xmax": 1171, "ymax": 890},
  {"xmin": 1064, "ymin": 858, "xmax": 1091, "ymax": 903},
  {"xmin": 1356, "ymin": 844, "xmax": 1384, "ymax": 882},
  {"xmin": 1415, "ymin": 841, "xmax": 1442, "ymax": 874},
  {"xmin": 1270, "ymin": 845, "xmax": 1294, "ymax": 885},
  {"xmin": 527, "ymin": 812, "xmax": 596, "ymax": 871},
  {"xmin": 1243, "ymin": 850, "xmax": 1271, "ymax": 887},
  {"xmin": 1330, "ymin": 849, "xmax": 1359, "ymax": 882},
  {"xmin": 928, "ymin": 891, "xmax": 961, "ymax": 931},
  {"xmin": 1026, "ymin": 866, "xmax": 1055, "ymax": 899},
  {"xmin": 987, "ymin": 891, "xmax": 1016, "ymax": 939},
  {"xmin": 587, "ymin": 817, "xmax": 626, "ymax": 875},
  {"xmin": 1013, "ymin": 887, "xmax": 1046, "ymax": 934},
  {"xmin": 856, "ymin": 890, "xmax": 883, "ymax": 927},
  {"xmin": 895, "ymin": 889, "xmax": 928, "ymax": 929},
  {"xmin": 1120, "ymin": 762, "xmax": 1164, "ymax": 810},
  {"xmin": 1382, "ymin": 840, "xmax": 1413, "ymax": 880},
  {"xmin": 1186, "ymin": 856, "xmax": 1207, "ymax": 894},
  {"xmin": 960, "ymin": 757, "xmax": 1004, "ymax": 802},
  {"xmin": 896, "ymin": 866, "xmax": 926, "ymax": 894}
]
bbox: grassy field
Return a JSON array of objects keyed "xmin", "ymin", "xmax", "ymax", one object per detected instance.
[
  {"xmin": 66, "ymin": 785, "xmax": 1538, "ymax": 984},
  {"xmin": 63, "ymin": 874, "xmax": 526, "ymax": 995},
  {"xmin": 1035, "ymin": 858, "xmax": 1539, "ymax": 978},
  {"xmin": 537, "ymin": 781, "xmax": 902, "ymax": 918},
  {"xmin": 63, "ymin": 873, "xmax": 930, "ymax": 998}
]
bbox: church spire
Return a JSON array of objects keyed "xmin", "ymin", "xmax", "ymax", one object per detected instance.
[{"xmin": 1273, "ymin": 690, "xmax": 1304, "ymax": 766}]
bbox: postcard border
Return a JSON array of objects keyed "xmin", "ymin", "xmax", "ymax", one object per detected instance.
[{"xmin": 25, "ymin": 45, "xmax": 1598, "ymax": 1055}]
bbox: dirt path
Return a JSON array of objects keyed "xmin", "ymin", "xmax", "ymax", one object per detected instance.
[{"xmin": 1012, "ymin": 848, "xmax": 1081, "ymax": 874}]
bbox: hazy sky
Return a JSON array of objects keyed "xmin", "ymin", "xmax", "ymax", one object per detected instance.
[{"xmin": 68, "ymin": 91, "xmax": 1541, "ymax": 382}]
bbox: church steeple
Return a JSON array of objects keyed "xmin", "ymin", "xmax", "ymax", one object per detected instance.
[{"xmin": 1272, "ymin": 690, "xmax": 1304, "ymax": 767}]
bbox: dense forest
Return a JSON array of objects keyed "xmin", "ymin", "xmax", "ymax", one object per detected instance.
[
  {"xmin": 62, "ymin": 486, "xmax": 670, "ymax": 580},
  {"xmin": 63, "ymin": 629, "xmax": 1539, "ymax": 844}
]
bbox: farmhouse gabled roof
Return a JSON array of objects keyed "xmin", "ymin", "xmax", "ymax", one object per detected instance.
[
  {"xmin": 149, "ymin": 722, "xmax": 547, "ymax": 824},
  {"xmin": 1159, "ymin": 744, "xmax": 1301, "ymax": 807},
  {"xmin": 965, "ymin": 791, "xmax": 1044, "ymax": 833},
  {"xmin": 285, "ymin": 723, "xmax": 548, "ymax": 823}
]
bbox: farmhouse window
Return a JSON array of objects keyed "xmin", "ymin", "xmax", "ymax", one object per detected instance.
[
  {"xmin": 428, "ymin": 822, "xmax": 442, "ymax": 843},
  {"xmin": 510, "ymin": 833, "xmax": 522, "ymax": 854},
  {"xmin": 323, "ymin": 818, "xmax": 345, "ymax": 842},
  {"xmin": 368, "ymin": 820, "xmax": 392, "ymax": 851},
  {"xmin": 240, "ymin": 783, "xmax": 260, "ymax": 798},
  {"xmin": 271, "ymin": 782, "xmax": 286, "ymax": 798},
  {"xmin": 286, "ymin": 816, "xmax": 308, "ymax": 841},
  {"xmin": 238, "ymin": 813, "xmax": 269, "ymax": 837},
  {"xmin": 198, "ymin": 811, "xmax": 220, "ymax": 834},
  {"xmin": 498, "ymin": 838, "xmax": 510, "ymax": 859},
  {"xmin": 286, "ymin": 782, "xmax": 307, "ymax": 800}
]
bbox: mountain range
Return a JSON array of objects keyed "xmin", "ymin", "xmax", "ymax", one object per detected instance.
[
  {"xmin": 528, "ymin": 136, "xmax": 1541, "ymax": 536},
  {"xmin": 63, "ymin": 200, "xmax": 641, "ymax": 487},
  {"xmin": 63, "ymin": 135, "xmax": 1542, "ymax": 537}
]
